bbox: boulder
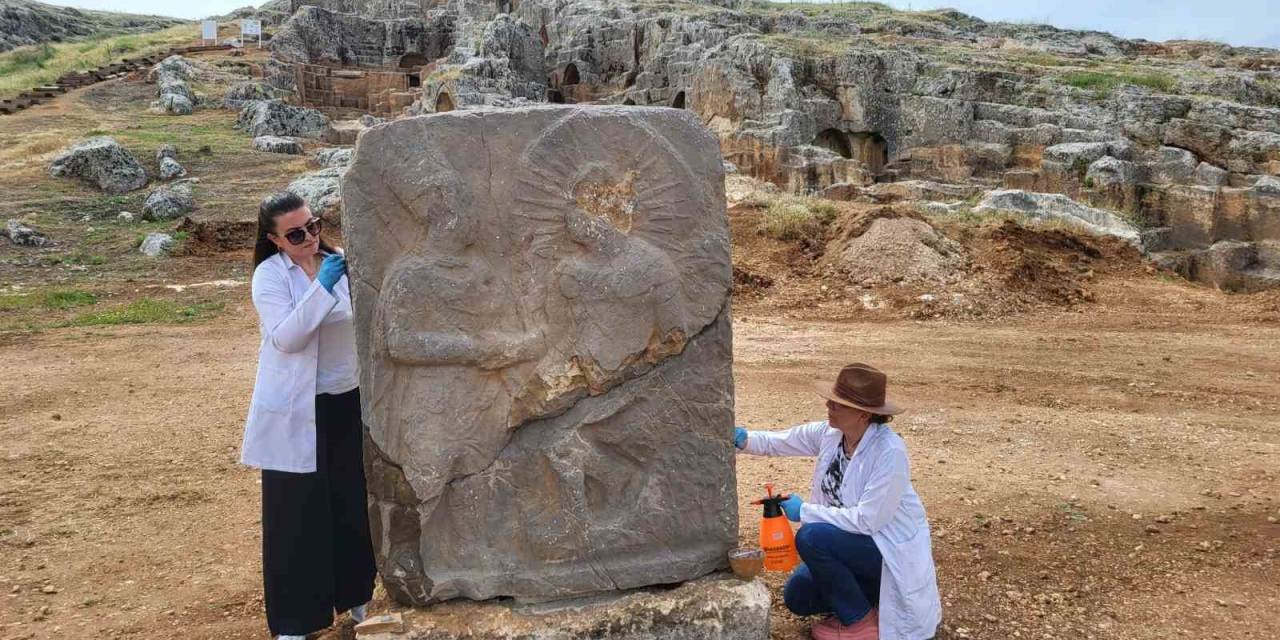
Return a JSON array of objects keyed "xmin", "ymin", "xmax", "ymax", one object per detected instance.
[
  {"xmin": 312, "ymin": 147, "xmax": 353, "ymax": 168},
  {"xmin": 159, "ymin": 157, "xmax": 187, "ymax": 180},
  {"xmin": 974, "ymin": 190, "xmax": 1141, "ymax": 245},
  {"xmin": 322, "ymin": 120, "xmax": 366, "ymax": 145},
  {"xmin": 343, "ymin": 106, "xmax": 736, "ymax": 605},
  {"xmin": 149, "ymin": 56, "xmax": 199, "ymax": 116},
  {"xmin": 146, "ymin": 55, "xmax": 197, "ymax": 83},
  {"xmin": 141, "ymin": 183, "xmax": 196, "ymax": 221},
  {"xmin": 222, "ymin": 81, "xmax": 278, "ymax": 109},
  {"xmin": 236, "ymin": 100, "xmax": 329, "ymax": 138},
  {"xmin": 157, "ymin": 79, "xmax": 192, "ymax": 101},
  {"xmin": 287, "ymin": 167, "xmax": 345, "ymax": 222},
  {"xmin": 49, "ymin": 137, "xmax": 148, "ymax": 194},
  {"xmin": 152, "ymin": 93, "xmax": 194, "ymax": 115},
  {"xmin": 156, "ymin": 144, "xmax": 178, "ymax": 163},
  {"xmin": 139, "ymin": 232, "xmax": 174, "ymax": 257},
  {"xmin": 3, "ymin": 219, "xmax": 51, "ymax": 247},
  {"xmin": 252, "ymin": 135, "xmax": 305, "ymax": 155}
]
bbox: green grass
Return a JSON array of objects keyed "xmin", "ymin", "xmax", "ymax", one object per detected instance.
[
  {"xmin": 1061, "ymin": 71, "xmax": 1176, "ymax": 97},
  {"xmin": 61, "ymin": 299, "xmax": 223, "ymax": 327},
  {"xmin": 0, "ymin": 24, "xmax": 197, "ymax": 97},
  {"xmin": 758, "ymin": 195, "xmax": 840, "ymax": 244},
  {"xmin": 763, "ymin": 33, "xmax": 857, "ymax": 58},
  {"xmin": 0, "ymin": 289, "xmax": 98, "ymax": 311}
]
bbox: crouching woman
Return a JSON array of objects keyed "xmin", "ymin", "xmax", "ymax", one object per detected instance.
[
  {"xmin": 735, "ymin": 363, "xmax": 941, "ymax": 640},
  {"xmin": 241, "ymin": 192, "xmax": 377, "ymax": 640}
]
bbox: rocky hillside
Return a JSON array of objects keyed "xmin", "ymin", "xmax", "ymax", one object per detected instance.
[
  {"xmin": 261, "ymin": 0, "xmax": 1280, "ymax": 291},
  {"xmin": 0, "ymin": 0, "xmax": 186, "ymax": 52}
]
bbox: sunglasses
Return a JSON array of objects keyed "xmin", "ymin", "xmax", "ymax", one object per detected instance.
[{"xmin": 275, "ymin": 218, "xmax": 322, "ymax": 246}]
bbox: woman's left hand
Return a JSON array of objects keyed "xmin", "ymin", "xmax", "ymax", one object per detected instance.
[{"xmin": 781, "ymin": 494, "xmax": 803, "ymax": 522}]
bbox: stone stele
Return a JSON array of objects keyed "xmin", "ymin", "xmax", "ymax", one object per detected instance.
[{"xmin": 342, "ymin": 105, "xmax": 738, "ymax": 606}]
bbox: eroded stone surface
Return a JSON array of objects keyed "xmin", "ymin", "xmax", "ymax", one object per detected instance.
[
  {"xmin": 359, "ymin": 574, "xmax": 770, "ymax": 640},
  {"xmin": 49, "ymin": 137, "xmax": 147, "ymax": 194},
  {"xmin": 343, "ymin": 105, "xmax": 736, "ymax": 605}
]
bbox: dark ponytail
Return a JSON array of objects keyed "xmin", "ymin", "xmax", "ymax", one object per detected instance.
[{"xmin": 253, "ymin": 191, "xmax": 336, "ymax": 268}]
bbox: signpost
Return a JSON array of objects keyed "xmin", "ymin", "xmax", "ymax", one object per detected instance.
[
  {"xmin": 200, "ymin": 20, "xmax": 218, "ymax": 45},
  {"xmin": 241, "ymin": 19, "xmax": 263, "ymax": 49}
]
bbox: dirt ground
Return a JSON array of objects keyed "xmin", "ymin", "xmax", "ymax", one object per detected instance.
[
  {"xmin": 1, "ymin": 50, "xmax": 1278, "ymax": 640},
  {"xmin": 1, "ymin": 271, "xmax": 1276, "ymax": 640}
]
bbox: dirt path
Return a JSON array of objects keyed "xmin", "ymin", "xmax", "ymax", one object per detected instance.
[{"xmin": 1, "ymin": 275, "xmax": 1276, "ymax": 640}]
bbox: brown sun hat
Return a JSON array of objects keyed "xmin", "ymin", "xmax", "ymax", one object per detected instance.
[{"xmin": 812, "ymin": 363, "xmax": 903, "ymax": 415}]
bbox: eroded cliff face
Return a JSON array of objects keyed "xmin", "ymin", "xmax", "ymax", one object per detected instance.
[{"xmin": 274, "ymin": 0, "xmax": 1280, "ymax": 288}]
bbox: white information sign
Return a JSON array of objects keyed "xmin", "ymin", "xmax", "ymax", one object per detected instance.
[
  {"xmin": 240, "ymin": 18, "xmax": 263, "ymax": 48},
  {"xmin": 200, "ymin": 20, "xmax": 218, "ymax": 43}
]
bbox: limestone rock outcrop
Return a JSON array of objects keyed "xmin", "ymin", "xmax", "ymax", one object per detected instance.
[
  {"xmin": 288, "ymin": 166, "xmax": 345, "ymax": 223},
  {"xmin": 975, "ymin": 190, "xmax": 1142, "ymax": 244},
  {"xmin": 141, "ymin": 183, "xmax": 196, "ymax": 221},
  {"xmin": 49, "ymin": 137, "xmax": 147, "ymax": 194},
  {"xmin": 236, "ymin": 100, "xmax": 330, "ymax": 139},
  {"xmin": 342, "ymin": 105, "xmax": 736, "ymax": 605},
  {"xmin": 253, "ymin": 135, "xmax": 305, "ymax": 155},
  {"xmin": 264, "ymin": 0, "xmax": 1280, "ymax": 289},
  {"xmin": 0, "ymin": 0, "xmax": 183, "ymax": 53}
]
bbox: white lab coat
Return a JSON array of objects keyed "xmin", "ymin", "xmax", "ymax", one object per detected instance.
[
  {"xmin": 742, "ymin": 421, "xmax": 942, "ymax": 640},
  {"xmin": 240, "ymin": 251, "xmax": 352, "ymax": 473}
]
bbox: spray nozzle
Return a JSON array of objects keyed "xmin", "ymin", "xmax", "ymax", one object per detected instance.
[{"xmin": 752, "ymin": 483, "xmax": 789, "ymax": 518}]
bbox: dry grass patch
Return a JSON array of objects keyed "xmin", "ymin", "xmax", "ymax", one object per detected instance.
[{"xmin": 0, "ymin": 25, "xmax": 198, "ymax": 98}]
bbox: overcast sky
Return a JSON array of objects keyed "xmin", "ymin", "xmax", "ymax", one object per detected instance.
[{"xmin": 41, "ymin": 0, "xmax": 1280, "ymax": 48}]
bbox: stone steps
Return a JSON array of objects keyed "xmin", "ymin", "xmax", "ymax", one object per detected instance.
[{"xmin": 1, "ymin": 44, "xmax": 232, "ymax": 116}]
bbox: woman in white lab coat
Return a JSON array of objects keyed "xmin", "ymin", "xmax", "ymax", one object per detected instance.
[
  {"xmin": 735, "ymin": 363, "xmax": 941, "ymax": 640},
  {"xmin": 241, "ymin": 191, "xmax": 376, "ymax": 640}
]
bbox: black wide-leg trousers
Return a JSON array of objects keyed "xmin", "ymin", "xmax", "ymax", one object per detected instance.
[{"xmin": 262, "ymin": 388, "xmax": 376, "ymax": 637}]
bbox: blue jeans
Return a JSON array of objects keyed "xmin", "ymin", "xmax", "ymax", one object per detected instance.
[{"xmin": 783, "ymin": 523, "xmax": 883, "ymax": 625}]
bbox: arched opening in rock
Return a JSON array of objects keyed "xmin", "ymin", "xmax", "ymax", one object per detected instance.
[
  {"xmin": 562, "ymin": 63, "xmax": 580, "ymax": 86},
  {"xmin": 398, "ymin": 53, "xmax": 429, "ymax": 69},
  {"xmin": 850, "ymin": 132, "xmax": 888, "ymax": 174},
  {"xmin": 407, "ymin": 73, "xmax": 421, "ymax": 88},
  {"xmin": 814, "ymin": 128, "xmax": 852, "ymax": 159},
  {"xmin": 435, "ymin": 92, "xmax": 455, "ymax": 113},
  {"xmin": 547, "ymin": 88, "xmax": 565, "ymax": 103},
  {"xmin": 622, "ymin": 98, "xmax": 635, "ymax": 105},
  {"xmin": 671, "ymin": 90, "xmax": 686, "ymax": 109}
]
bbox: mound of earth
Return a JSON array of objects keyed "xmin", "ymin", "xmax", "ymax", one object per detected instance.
[
  {"xmin": 0, "ymin": 0, "xmax": 185, "ymax": 52},
  {"xmin": 822, "ymin": 206, "xmax": 967, "ymax": 286},
  {"xmin": 728, "ymin": 191, "xmax": 1147, "ymax": 320}
]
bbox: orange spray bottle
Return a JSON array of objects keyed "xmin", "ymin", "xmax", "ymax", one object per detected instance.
[{"xmin": 753, "ymin": 483, "xmax": 799, "ymax": 572}]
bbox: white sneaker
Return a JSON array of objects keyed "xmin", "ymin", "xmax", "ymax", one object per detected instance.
[
  {"xmin": 350, "ymin": 604, "xmax": 368, "ymax": 623},
  {"xmin": 276, "ymin": 636, "xmax": 306, "ymax": 640}
]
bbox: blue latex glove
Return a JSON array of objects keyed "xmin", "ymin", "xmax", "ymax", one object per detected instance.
[
  {"xmin": 733, "ymin": 426, "xmax": 748, "ymax": 449},
  {"xmin": 781, "ymin": 494, "xmax": 803, "ymax": 522},
  {"xmin": 317, "ymin": 254, "xmax": 346, "ymax": 293}
]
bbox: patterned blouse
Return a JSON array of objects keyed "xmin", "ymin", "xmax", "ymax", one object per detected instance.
[{"xmin": 820, "ymin": 445, "xmax": 850, "ymax": 507}]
